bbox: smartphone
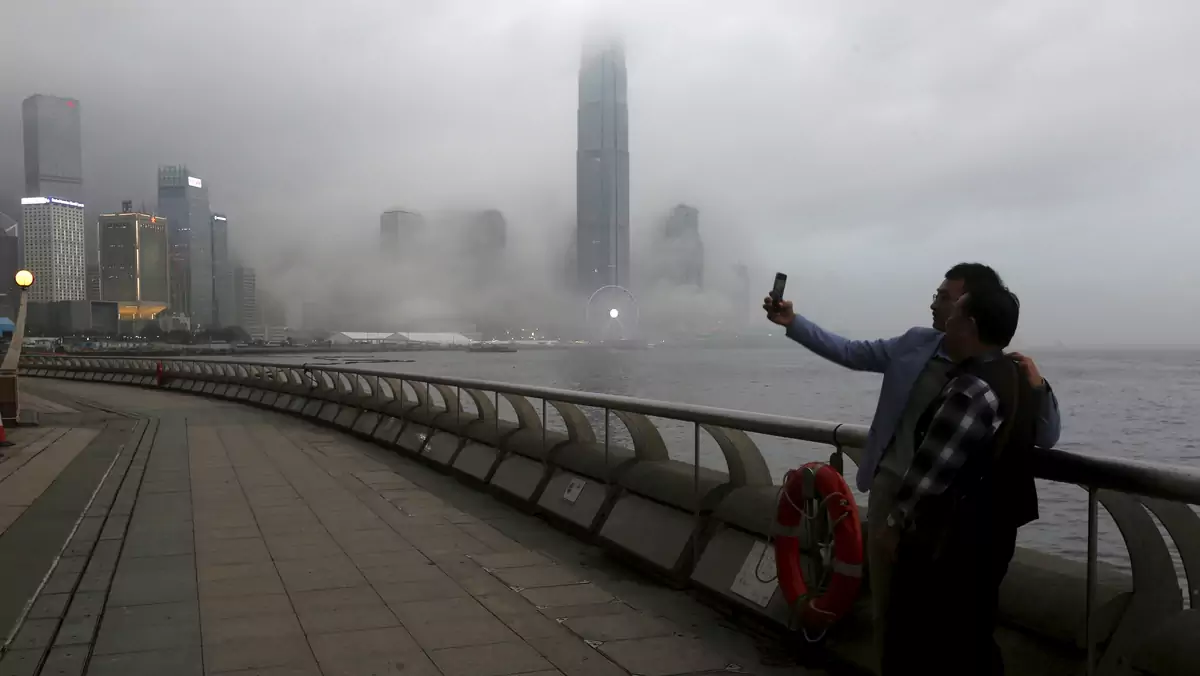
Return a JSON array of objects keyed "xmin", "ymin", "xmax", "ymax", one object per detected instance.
[{"xmin": 770, "ymin": 272, "xmax": 787, "ymax": 308}]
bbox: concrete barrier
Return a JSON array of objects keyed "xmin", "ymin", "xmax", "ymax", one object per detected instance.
[
  {"xmin": 490, "ymin": 429, "xmax": 568, "ymax": 505},
  {"xmin": 599, "ymin": 460, "xmax": 733, "ymax": 578}
]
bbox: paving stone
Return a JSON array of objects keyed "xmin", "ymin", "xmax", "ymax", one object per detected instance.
[
  {"xmin": 264, "ymin": 532, "xmax": 343, "ymax": 561},
  {"xmin": 195, "ymin": 525, "xmax": 261, "ymax": 541},
  {"xmin": 429, "ymin": 641, "xmax": 554, "ymax": 676},
  {"xmin": 203, "ymin": 635, "xmax": 313, "ymax": 673},
  {"xmin": 29, "ymin": 593, "xmax": 71, "ymax": 619},
  {"xmin": 537, "ymin": 602, "xmax": 635, "ymax": 621},
  {"xmin": 130, "ymin": 492, "xmax": 193, "ymax": 523},
  {"xmin": 471, "ymin": 550, "xmax": 554, "ymax": 569},
  {"xmin": 275, "ymin": 556, "xmax": 365, "ymax": 592},
  {"xmin": 9, "ymin": 619, "xmax": 57, "ymax": 651},
  {"xmin": 521, "ymin": 584, "xmax": 615, "ymax": 608},
  {"xmin": 62, "ymin": 538, "xmax": 95, "ymax": 557},
  {"xmin": 408, "ymin": 617, "xmax": 519, "ymax": 650},
  {"xmin": 0, "ymin": 648, "xmax": 42, "ymax": 676},
  {"xmin": 317, "ymin": 510, "xmax": 386, "ymax": 531},
  {"xmin": 407, "ymin": 535, "xmax": 494, "ymax": 556},
  {"xmin": 308, "ymin": 627, "xmax": 426, "ymax": 676},
  {"xmin": 389, "ymin": 596, "xmax": 494, "ymax": 625},
  {"xmin": 477, "ymin": 590, "xmax": 540, "ymax": 617},
  {"xmin": 89, "ymin": 539, "xmax": 122, "ymax": 570},
  {"xmin": 99, "ymin": 515, "xmax": 129, "ymax": 540},
  {"xmin": 38, "ymin": 645, "xmax": 88, "ymax": 676},
  {"xmin": 252, "ymin": 504, "xmax": 316, "ymax": 521},
  {"xmin": 597, "ymin": 636, "xmax": 729, "ymax": 676},
  {"xmin": 256, "ymin": 517, "xmax": 328, "ymax": 537},
  {"xmin": 85, "ymin": 648, "xmax": 204, "ymax": 676},
  {"xmin": 457, "ymin": 522, "xmax": 524, "ymax": 552},
  {"xmin": 332, "ymin": 528, "xmax": 412, "ymax": 554},
  {"xmin": 72, "ymin": 516, "xmax": 104, "ymax": 544},
  {"xmin": 121, "ymin": 528, "xmax": 194, "ymax": 557},
  {"xmin": 109, "ymin": 554, "xmax": 197, "ymax": 606},
  {"xmin": 459, "ymin": 572, "xmax": 525, "ymax": 597},
  {"xmin": 140, "ymin": 474, "xmax": 192, "ymax": 494},
  {"xmin": 360, "ymin": 560, "xmax": 447, "ymax": 586},
  {"xmin": 196, "ymin": 537, "xmax": 272, "ymax": 566},
  {"xmin": 526, "ymin": 636, "xmax": 629, "ymax": 676},
  {"xmin": 201, "ymin": 594, "xmax": 294, "ymax": 621},
  {"xmin": 246, "ymin": 486, "xmax": 302, "ymax": 505},
  {"xmin": 42, "ymin": 564, "xmax": 84, "ymax": 595},
  {"xmin": 93, "ymin": 602, "xmax": 200, "ymax": 655},
  {"xmin": 501, "ymin": 613, "xmax": 575, "ymax": 641},
  {"xmin": 493, "ymin": 565, "xmax": 588, "ymax": 590},
  {"xmin": 372, "ymin": 577, "xmax": 470, "ymax": 604},
  {"xmin": 204, "ymin": 611, "xmax": 304, "ymax": 643},
  {"xmin": 343, "ymin": 549, "xmax": 427, "ymax": 569},
  {"xmin": 53, "ymin": 611, "xmax": 100, "ymax": 647},
  {"xmin": 211, "ymin": 665, "xmax": 322, "ymax": 676},
  {"xmin": 563, "ymin": 613, "xmax": 677, "ymax": 642},
  {"xmin": 65, "ymin": 591, "xmax": 105, "ymax": 618},
  {"xmin": 290, "ymin": 587, "xmax": 399, "ymax": 634},
  {"xmin": 198, "ymin": 561, "xmax": 284, "ymax": 598}
]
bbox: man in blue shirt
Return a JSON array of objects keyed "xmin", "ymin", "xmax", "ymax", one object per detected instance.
[{"xmin": 763, "ymin": 263, "xmax": 1062, "ymax": 664}]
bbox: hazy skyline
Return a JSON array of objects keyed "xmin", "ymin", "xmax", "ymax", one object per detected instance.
[{"xmin": 3, "ymin": 1, "xmax": 1199, "ymax": 345}]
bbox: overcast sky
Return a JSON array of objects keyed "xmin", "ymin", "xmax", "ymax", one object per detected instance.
[{"xmin": 2, "ymin": 0, "xmax": 1199, "ymax": 345}]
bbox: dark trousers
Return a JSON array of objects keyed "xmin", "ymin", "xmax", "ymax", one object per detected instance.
[{"xmin": 882, "ymin": 519, "xmax": 1018, "ymax": 676}]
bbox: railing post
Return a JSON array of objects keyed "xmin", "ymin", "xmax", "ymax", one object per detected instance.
[
  {"xmin": 1085, "ymin": 486, "xmax": 1099, "ymax": 676},
  {"xmin": 604, "ymin": 408, "xmax": 610, "ymax": 475},
  {"xmin": 693, "ymin": 422, "xmax": 701, "ymax": 567},
  {"xmin": 541, "ymin": 398, "xmax": 547, "ymax": 458}
]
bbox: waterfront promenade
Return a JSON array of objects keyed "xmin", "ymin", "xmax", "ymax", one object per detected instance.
[{"xmin": 0, "ymin": 379, "xmax": 821, "ymax": 676}]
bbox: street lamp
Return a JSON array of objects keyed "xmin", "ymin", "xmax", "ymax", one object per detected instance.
[{"xmin": 1, "ymin": 269, "xmax": 36, "ymax": 429}]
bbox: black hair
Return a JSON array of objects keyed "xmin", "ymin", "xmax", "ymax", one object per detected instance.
[
  {"xmin": 961, "ymin": 286, "xmax": 1020, "ymax": 348},
  {"xmin": 945, "ymin": 262, "xmax": 1004, "ymax": 295}
]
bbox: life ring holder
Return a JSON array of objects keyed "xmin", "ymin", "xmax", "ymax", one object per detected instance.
[{"xmin": 752, "ymin": 458, "xmax": 864, "ymax": 642}]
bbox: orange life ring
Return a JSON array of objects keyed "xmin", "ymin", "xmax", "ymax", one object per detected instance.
[{"xmin": 773, "ymin": 461, "xmax": 864, "ymax": 630}]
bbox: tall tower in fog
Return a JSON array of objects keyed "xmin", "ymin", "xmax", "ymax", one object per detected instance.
[
  {"xmin": 158, "ymin": 166, "xmax": 213, "ymax": 326},
  {"xmin": 576, "ymin": 43, "xmax": 630, "ymax": 295},
  {"xmin": 23, "ymin": 95, "xmax": 83, "ymax": 202}
]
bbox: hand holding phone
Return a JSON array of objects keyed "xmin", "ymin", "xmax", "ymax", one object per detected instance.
[
  {"xmin": 763, "ymin": 272, "xmax": 795, "ymax": 326},
  {"xmin": 769, "ymin": 272, "xmax": 787, "ymax": 308}
]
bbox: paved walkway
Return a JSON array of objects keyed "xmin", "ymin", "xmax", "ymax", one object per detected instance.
[{"xmin": 0, "ymin": 379, "xmax": 825, "ymax": 676}]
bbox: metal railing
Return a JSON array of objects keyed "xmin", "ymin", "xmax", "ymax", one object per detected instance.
[{"xmin": 19, "ymin": 355, "xmax": 1200, "ymax": 676}]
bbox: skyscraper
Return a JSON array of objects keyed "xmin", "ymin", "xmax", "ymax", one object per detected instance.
[
  {"xmin": 20, "ymin": 197, "xmax": 87, "ymax": 302},
  {"xmin": 380, "ymin": 209, "xmax": 422, "ymax": 259},
  {"xmin": 98, "ymin": 207, "xmax": 169, "ymax": 323},
  {"xmin": 0, "ymin": 215, "xmax": 20, "ymax": 319},
  {"xmin": 576, "ymin": 43, "xmax": 630, "ymax": 295},
  {"xmin": 211, "ymin": 213, "xmax": 236, "ymax": 327},
  {"xmin": 660, "ymin": 204, "xmax": 704, "ymax": 289},
  {"xmin": 23, "ymin": 95, "xmax": 83, "ymax": 202},
  {"xmin": 234, "ymin": 266, "xmax": 258, "ymax": 330},
  {"xmin": 158, "ymin": 166, "xmax": 213, "ymax": 326}
]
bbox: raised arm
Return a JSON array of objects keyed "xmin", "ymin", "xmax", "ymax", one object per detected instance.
[
  {"xmin": 1008, "ymin": 353, "xmax": 1063, "ymax": 448},
  {"xmin": 1032, "ymin": 382, "xmax": 1062, "ymax": 448},
  {"xmin": 785, "ymin": 313, "xmax": 904, "ymax": 374},
  {"xmin": 888, "ymin": 375, "xmax": 1002, "ymax": 530}
]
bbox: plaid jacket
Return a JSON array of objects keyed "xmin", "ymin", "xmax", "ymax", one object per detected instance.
[{"xmin": 888, "ymin": 373, "xmax": 1003, "ymax": 530}]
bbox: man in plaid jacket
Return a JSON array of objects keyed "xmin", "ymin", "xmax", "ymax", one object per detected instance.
[{"xmin": 877, "ymin": 285, "xmax": 1032, "ymax": 675}]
